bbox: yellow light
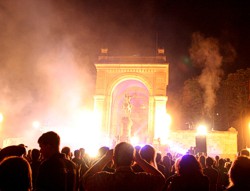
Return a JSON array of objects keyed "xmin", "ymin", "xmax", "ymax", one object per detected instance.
[
  {"xmin": 0, "ymin": 113, "xmax": 4, "ymax": 123},
  {"xmin": 130, "ymin": 136, "xmax": 139, "ymax": 146},
  {"xmin": 58, "ymin": 109, "xmax": 104, "ymax": 156},
  {"xmin": 32, "ymin": 121, "xmax": 40, "ymax": 129},
  {"xmin": 196, "ymin": 125, "xmax": 207, "ymax": 135},
  {"xmin": 154, "ymin": 111, "xmax": 171, "ymax": 143}
]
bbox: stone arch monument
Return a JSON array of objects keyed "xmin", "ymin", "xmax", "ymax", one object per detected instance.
[{"xmin": 93, "ymin": 48, "xmax": 169, "ymax": 144}]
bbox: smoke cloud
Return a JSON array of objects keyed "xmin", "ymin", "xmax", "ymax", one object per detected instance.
[
  {"xmin": 0, "ymin": 0, "xmax": 158, "ymax": 147},
  {"xmin": 0, "ymin": 0, "xmax": 96, "ymax": 142},
  {"xmin": 189, "ymin": 32, "xmax": 223, "ymax": 117}
]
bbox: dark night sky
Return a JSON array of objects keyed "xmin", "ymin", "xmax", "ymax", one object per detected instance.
[
  {"xmin": 73, "ymin": 0, "xmax": 250, "ymax": 89},
  {"xmin": 0, "ymin": 0, "xmax": 249, "ymax": 137}
]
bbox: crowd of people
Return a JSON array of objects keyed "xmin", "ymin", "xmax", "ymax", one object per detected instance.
[{"xmin": 0, "ymin": 131, "xmax": 250, "ymax": 191}]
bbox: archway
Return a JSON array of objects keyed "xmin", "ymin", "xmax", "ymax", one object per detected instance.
[{"xmin": 110, "ymin": 79, "xmax": 149, "ymax": 143}]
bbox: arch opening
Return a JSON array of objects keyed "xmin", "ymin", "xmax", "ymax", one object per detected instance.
[{"xmin": 110, "ymin": 79, "xmax": 149, "ymax": 144}]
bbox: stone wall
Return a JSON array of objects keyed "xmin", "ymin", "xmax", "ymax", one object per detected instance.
[{"xmin": 160, "ymin": 130, "xmax": 238, "ymax": 160}]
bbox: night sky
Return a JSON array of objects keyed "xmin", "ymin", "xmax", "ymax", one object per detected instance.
[
  {"xmin": 75, "ymin": 0, "xmax": 250, "ymax": 87},
  {"xmin": 0, "ymin": 0, "xmax": 249, "ymax": 138}
]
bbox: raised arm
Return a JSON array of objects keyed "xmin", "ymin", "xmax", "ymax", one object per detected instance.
[
  {"xmin": 83, "ymin": 149, "xmax": 113, "ymax": 181},
  {"xmin": 134, "ymin": 151, "xmax": 165, "ymax": 179}
]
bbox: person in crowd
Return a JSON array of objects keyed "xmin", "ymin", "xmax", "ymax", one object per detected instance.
[
  {"xmin": 132, "ymin": 144, "xmax": 157, "ymax": 172},
  {"xmin": 30, "ymin": 148, "xmax": 41, "ymax": 190},
  {"xmin": 216, "ymin": 158, "xmax": 229, "ymax": 191},
  {"xmin": 72, "ymin": 149, "xmax": 83, "ymax": 167},
  {"xmin": 167, "ymin": 154, "xmax": 209, "ymax": 191},
  {"xmin": 203, "ymin": 156, "xmax": 218, "ymax": 191},
  {"xmin": 61, "ymin": 146, "xmax": 72, "ymax": 160},
  {"xmin": 0, "ymin": 156, "xmax": 32, "ymax": 191},
  {"xmin": 226, "ymin": 156, "xmax": 250, "ymax": 191},
  {"xmin": 0, "ymin": 145, "xmax": 26, "ymax": 162},
  {"xmin": 82, "ymin": 142, "xmax": 165, "ymax": 191},
  {"xmin": 97, "ymin": 146, "xmax": 114, "ymax": 172},
  {"xmin": 72, "ymin": 149, "xmax": 89, "ymax": 191},
  {"xmin": 239, "ymin": 149, "xmax": 249, "ymax": 157},
  {"xmin": 225, "ymin": 158, "xmax": 232, "ymax": 172},
  {"xmin": 162, "ymin": 155, "xmax": 172, "ymax": 179},
  {"xmin": 214, "ymin": 155, "xmax": 220, "ymax": 168},
  {"xmin": 199, "ymin": 155, "xmax": 206, "ymax": 169},
  {"xmin": 36, "ymin": 131, "xmax": 77, "ymax": 191},
  {"xmin": 156, "ymin": 152, "xmax": 167, "ymax": 178},
  {"xmin": 164, "ymin": 156, "xmax": 181, "ymax": 190},
  {"xmin": 79, "ymin": 147, "xmax": 91, "ymax": 167},
  {"xmin": 26, "ymin": 149, "xmax": 32, "ymax": 162},
  {"xmin": 166, "ymin": 153, "xmax": 175, "ymax": 168}
]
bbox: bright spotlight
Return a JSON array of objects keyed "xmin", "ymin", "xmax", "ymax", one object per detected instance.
[
  {"xmin": 196, "ymin": 125, "xmax": 207, "ymax": 135},
  {"xmin": 130, "ymin": 136, "xmax": 139, "ymax": 146},
  {"xmin": 32, "ymin": 121, "xmax": 41, "ymax": 129},
  {"xmin": 154, "ymin": 111, "xmax": 171, "ymax": 143}
]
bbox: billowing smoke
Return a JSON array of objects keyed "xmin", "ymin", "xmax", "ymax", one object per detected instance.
[
  {"xmin": 0, "ymin": 0, "xmax": 161, "ymax": 148},
  {"xmin": 189, "ymin": 33, "xmax": 223, "ymax": 117},
  {"xmin": 0, "ymin": 1, "xmax": 96, "ymax": 144}
]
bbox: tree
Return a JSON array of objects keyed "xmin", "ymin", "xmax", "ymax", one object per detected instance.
[
  {"xmin": 181, "ymin": 78, "xmax": 203, "ymax": 129},
  {"xmin": 218, "ymin": 69, "xmax": 250, "ymax": 149}
]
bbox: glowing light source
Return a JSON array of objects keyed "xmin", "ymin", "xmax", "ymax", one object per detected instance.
[
  {"xmin": 130, "ymin": 136, "xmax": 139, "ymax": 146},
  {"xmin": 57, "ymin": 109, "xmax": 105, "ymax": 157},
  {"xmin": 196, "ymin": 124, "xmax": 208, "ymax": 135},
  {"xmin": 0, "ymin": 113, "xmax": 4, "ymax": 123},
  {"xmin": 32, "ymin": 121, "xmax": 41, "ymax": 129},
  {"xmin": 154, "ymin": 109, "xmax": 171, "ymax": 144}
]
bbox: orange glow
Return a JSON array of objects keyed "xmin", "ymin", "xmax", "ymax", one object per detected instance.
[
  {"xmin": 130, "ymin": 136, "xmax": 139, "ymax": 146},
  {"xmin": 0, "ymin": 113, "xmax": 4, "ymax": 123},
  {"xmin": 196, "ymin": 124, "xmax": 207, "ymax": 135},
  {"xmin": 154, "ymin": 109, "xmax": 171, "ymax": 143},
  {"xmin": 57, "ymin": 109, "xmax": 105, "ymax": 157},
  {"xmin": 32, "ymin": 121, "xmax": 41, "ymax": 129}
]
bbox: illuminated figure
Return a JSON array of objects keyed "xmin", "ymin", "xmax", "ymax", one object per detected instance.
[
  {"xmin": 123, "ymin": 93, "xmax": 132, "ymax": 117},
  {"xmin": 121, "ymin": 94, "xmax": 133, "ymax": 142}
]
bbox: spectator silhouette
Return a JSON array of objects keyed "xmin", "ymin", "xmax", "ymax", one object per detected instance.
[
  {"xmin": 214, "ymin": 155, "xmax": 220, "ymax": 168},
  {"xmin": 162, "ymin": 155, "xmax": 171, "ymax": 179},
  {"xmin": 97, "ymin": 146, "xmax": 114, "ymax": 172},
  {"xmin": 203, "ymin": 156, "xmax": 218, "ymax": 191},
  {"xmin": 0, "ymin": 145, "xmax": 26, "ymax": 162},
  {"xmin": 199, "ymin": 155, "xmax": 206, "ymax": 169},
  {"xmin": 164, "ymin": 156, "xmax": 182, "ymax": 190},
  {"xmin": 83, "ymin": 142, "xmax": 165, "ymax": 191},
  {"xmin": 166, "ymin": 153, "xmax": 175, "ymax": 169},
  {"xmin": 167, "ymin": 154, "xmax": 209, "ymax": 191},
  {"xmin": 61, "ymin": 146, "xmax": 72, "ymax": 160},
  {"xmin": 156, "ymin": 152, "xmax": 167, "ymax": 178},
  {"xmin": 132, "ymin": 144, "xmax": 157, "ymax": 172},
  {"xmin": 79, "ymin": 147, "xmax": 90, "ymax": 167},
  {"xmin": 216, "ymin": 158, "xmax": 229, "ymax": 191},
  {"xmin": 30, "ymin": 148, "xmax": 41, "ymax": 190},
  {"xmin": 239, "ymin": 149, "xmax": 249, "ymax": 157},
  {"xmin": 226, "ymin": 156, "xmax": 250, "ymax": 191},
  {"xmin": 36, "ymin": 131, "xmax": 77, "ymax": 191},
  {"xmin": 0, "ymin": 156, "xmax": 32, "ymax": 191}
]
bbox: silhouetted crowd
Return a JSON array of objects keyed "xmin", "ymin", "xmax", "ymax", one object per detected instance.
[{"xmin": 0, "ymin": 131, "xmax": 250, "ymax": 191}]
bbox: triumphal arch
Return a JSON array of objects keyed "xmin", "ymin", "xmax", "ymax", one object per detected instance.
[{"xmin": 93, "ymin": 49, "xmax": 169, "ymax": 145}]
